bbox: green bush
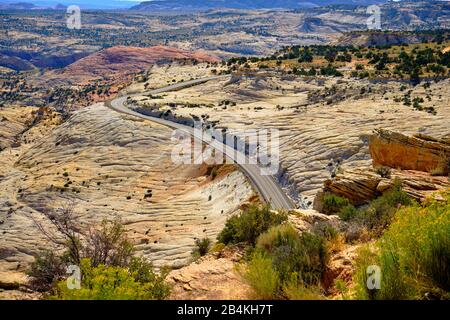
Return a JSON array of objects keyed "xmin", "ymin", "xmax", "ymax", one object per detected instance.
[
  {"xmin": 256, "ymin": 223, "xmax": 298, "ymax": 253},
  {"xmin": 359, "ymin": 182, "xmax": 413, "ymax": 234},
  {"xmin": 282, "ymin": 275, "xmax": 324, "ymax": 300},
  {"xmin": 425, "ymin": 234, "xmax": 450, "ymax": 292},
  {"xmin": 192, "ymin": 237, "xmax": 211, "ymax": 258},
  {"xmin": 28, "ymin": 214, "xmax": 171, "ymax": 299},
  {"xmin": 331, "ymin": 182, "xmax": 413, "ymax": 235},
  {"xmin": 257, "ymin": 224, "xmax": 328, "ymax": 286},
  {"xmin": 244, "ymin": 224, "xmax": 328, "ymax": 299},
  {"xmin": 338, "ymin": 204, "xmax": 359, "ymax": 221},
  {"xmin": 354, "ymin": 193, "xmax": 450, "ymax": 300},
  {"xmin": 217, "ymin": 205, "xmax": 287, "ymax": 245},
  {"xmin": 322, "ymin": 193, "xmax": 351, "ymax": 215},
  {"xmin": 243, "ymin": 251, "xmax": 279, "ymax": 300},
  {"xmin": 84, "ymin": 219, "xmax": 135, "ymax": 267},
  {"xmin": 312, "ymin": 222, "xmax": 339, "ymax": 241},
  {"xmin": 49, "ymin": 258, "xmax": 171, "ymax": 300},
  {"xmin": 128, "ymin": 257, "xmax": 171, "ymax": 299}
]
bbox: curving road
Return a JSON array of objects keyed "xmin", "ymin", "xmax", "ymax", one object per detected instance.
[{"xmin": 106, "ymin": 75, "xmax": 295, "ymax": 210}]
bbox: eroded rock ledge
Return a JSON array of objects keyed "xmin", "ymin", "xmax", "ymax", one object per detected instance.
[
  {"xmin": 315, "ymin": 129, "xmax": 450, "ymax": 209},
  {"xmin": 369, "ymin": 129, "xmax": 450, "ymax": 174}
]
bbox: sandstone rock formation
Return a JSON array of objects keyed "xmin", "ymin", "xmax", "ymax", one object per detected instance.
[
  {"xmin": 168, "ymin": 246, "xmax": 250, "ymax": 300},
  {"xmin": 369, "ymin": 129, "xmax": 450, "ymax": 175},
  {"xmin": 313, "ymin": 129, "xmax": 450, "ymax": 207},
  {"xmin": 289, "ymin": 209, "xmax": 342, "ymax": 232},
  {"xmin": 316, "ymin": 167, "xmax": 450, "ymax": 208},
  {"xmin": 0, "ymin": 103, "xmax": 254, "ymax": 286}
]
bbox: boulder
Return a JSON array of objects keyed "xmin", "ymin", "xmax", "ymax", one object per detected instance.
[
  {"xmin": 323, "ymin": 170, "xmax": 382, "ymax": 206},
  {"xmin": 289, "ymin": 209, "xmax": 342, "ymax": 232},
  {"xmin": 0, "ymin": 271, "xmax": 28, "ymax": 290}
]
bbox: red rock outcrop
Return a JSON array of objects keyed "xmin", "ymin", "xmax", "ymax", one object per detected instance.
[
  {"xmin": 317, "ymin": 168, "xmax": 450, "ymax": 207},
  {"xmin": 46, "ymin": 45, "xmax": 220, "ymax": 85},
  {"xmin": 314, "ymin": 130, "xmax": 450, "ymax": 210},
  {"xmin": 369, "ymin": 129, "xmax": 450, "ymax": 175}
]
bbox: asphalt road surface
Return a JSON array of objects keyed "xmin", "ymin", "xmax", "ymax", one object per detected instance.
[{"xmin": 106, "ymin": 75, "xmax": 296, "ymax": 210}]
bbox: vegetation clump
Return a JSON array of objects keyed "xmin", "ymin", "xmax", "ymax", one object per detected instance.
[
  {"xmin": 375, "ymin": 166, "xmax": 392, "ymax": 178},
  {"xmin": 244, "ymin": 224, "xmax": 328, "ymax": 299},
  {"xmin": 217, "ymin": 205, "xmax": 288, "ymax": 245},
  {"xmin": 49, "ymin": 257, "xmax": 170, "ymax": 300},
  {"xmin": 323, "ymin": 182, "xmax": 413, "ymax": 236},
  {"xmin": 354, "ymin": 193, "xmax": 450, "ymax": 300},
  {"xmin": 192, "ymin": 237, "xmax": 211, "ymax": 258},
  {"xmin": 27, "ymin": 203, "xmax": 171, "ymax": 299},
  {"xmin": 322, "ymin": 193, "xmax": 350, "ymax": 215}
]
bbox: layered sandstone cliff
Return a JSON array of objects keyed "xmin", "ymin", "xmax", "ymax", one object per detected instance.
[{"xmin": 369, "ymin": 129, "xmax": 450, "ymax": 175}]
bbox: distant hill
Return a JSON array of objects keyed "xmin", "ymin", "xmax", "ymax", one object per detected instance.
[
  {"xmin": 44, "ymin": 45, "xmax": 220, "ymax": 85},
  {"xmin": 0, "ymin": 49, "xmax": 91, "ymax": 71},
  {"xmin": 0, "ymin": 2, "xmax": 37, "ymax": 9},
  {"xmin": 0, "ymin": 2, "xmax": 66, "ymax": 10},
  {"xmin": 131, "ymin": 0, "xmax": 387, "ymax": 11}
]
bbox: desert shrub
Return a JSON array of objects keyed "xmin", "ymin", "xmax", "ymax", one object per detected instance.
[
  {"xmin": 256, "ymin": 223, "xmax": 298, "ymax": 253},
  {"xmin": 49, "ymin": 258, "xmax": 171, "ymax": 300},
  {"xmin": 243, "ymin": 251, "xmax": 279, "ymax": 300},
  {"xmin": 354, "ymin": 193, "xmax": 450, "ymax": 300},
  {"xmin": 84, "ymin": 219, "xmax": 134, "ymax": 268},
  {"xmin": 32, "ymin": 202, "xmax": 134, "ymax": 268},
  {"xmin": 28, "ymin": 250, "xmax": 67, "ymax": 292},
  {"xmin": 355, "ymin": 248, "xmax": 409, "ymax": 300},
  {"xmin": 375, "ymin": 166, "xmax": 392, "ymax": 178},
  {"xmin": 192, "ymin": 237, "xmax": 211, "ymax": 258},
  {"xmin": 282, "ymin": 275, "xmax": 324, "ymax": 300},
  {"xmin": 312, "ymin": 222, "xmax": 338, "ymax": 241},
  {"xmin": 272, "ymin": 234, "xmax": 326, "ymax": 285},
  {"xmin": 217, "ymin": 205, "xmax": 287, "ymax": 245},
  {"xmin": 28, "ymin": 219, "xmax": 136, "ymax": 293},
  {"xmin": 28, "ymin": 205, "xmax": 171, "ymax": 298},
  {"xmin": 128, "ymin": 257, "xmax": 171, "ymax": 299},
  {"xmin": 256, "ymin": 224, "xmax": 328, "ymax": 286},
  {"xmin": 322, "ymin": 193, "xmax": 350, "ymax": 215},
  {"xmin": 338, "ymin": 204, "xmax": 359, "ymax": 221},
  {"xmin": 210, "ymin": 242, "xmax": 226, "ymax": 253},
  {"xmin": 313, "ymin": 222, "xmax": 345, "ymax": 254},
  {"xmin": 359, "ymin": 182, "xmax": 413, "ymax": 234},
  {"xmin": 244, "ymin": 224, "xmax": 328, "ymax": 299},
  {"xmin": 425, "ymin": 234, "xmax": 450, "ymax": 293}
]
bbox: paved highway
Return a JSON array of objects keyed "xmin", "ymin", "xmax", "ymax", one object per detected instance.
[{"xmin": 106, "ymin": 75, "xmax": 296, "ymax": 210}]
